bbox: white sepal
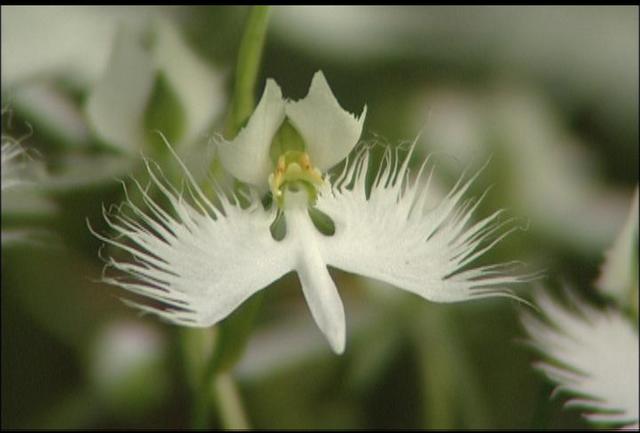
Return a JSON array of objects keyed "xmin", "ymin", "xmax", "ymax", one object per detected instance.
[
  {"xmin": 217, "ymin": 79, "xmax": 285, "ymax": 188},
  {"xmin": 286, "ymin": 71, "xmax": 366, "ymax": 171},
  {"xmin": 92, "ymin": 153, "xmax": 292, "ymax": 327},
  {"xmin": 316, "ymin": 143, "xmax": 527, "ymax": 303},
  {"xmin": 1, "ymin": 141, "xmax": 27, "ymax": 191},
  {"xmin": 522, "ymin": 290, "xmax": 639, "ymax": 427}
]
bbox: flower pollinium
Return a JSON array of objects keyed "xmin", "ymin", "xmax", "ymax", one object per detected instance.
[{"xmin": 268, "ymin": 150, "xmax": 323, "ymax": 209}]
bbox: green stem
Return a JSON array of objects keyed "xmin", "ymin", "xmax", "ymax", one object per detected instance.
[
  {"xmin": 414, "ymin": 306, "xmax": 491, "ymax": 429},
  {"xmin": 213, "ymin": 373, "xmax": 250, "ymax": 429},
  {"xmin": 191, "ymin": 6, "xmax": 271, "ymax": 428},
  {"xmin": 225, "ymin": 6, "xmax": 272, "ymax": 138}
]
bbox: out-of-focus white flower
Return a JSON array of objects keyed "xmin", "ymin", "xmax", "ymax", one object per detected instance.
[
  {"xmin": 416, "ymin": 88, "xmax": 629, "ymax": 253},
  {"xmin": 90, "ymin": 320, "xmax": 168, "ymax": 414},
  {"xmin": 86, "ymin": 19, "xmax": 224, "ymax": 154},
  {"xmin": 597, "ymin": 187, "xmax": 639, "ymax": 310},
  {"xmin": 522, "ymin": 290, "xmax": 639, "ymax": 428},
  {"xmin": 93, "ymin": 71, "xmax": 527, "ymax": 354},
  {"xmin": 91, "ymin": 320, "xmax": 165, "ymax": 388},
  {"xmin": 1, "ymin": 6, "xmax": 171, "ymax": 88},
  {"xmin": 1, "ymin": 124, "xmax": 59, "ymax": 246},
  {"xmin": 1, "ymin": 139, "xmax": 27, "ymax": 191},
  {"xmin": 522, "ymin": 189, "xmax": 639, "ymax": 429},
  {"xmin": 272, "ymin": 7, "xmax": 637, "ymax": 144}
]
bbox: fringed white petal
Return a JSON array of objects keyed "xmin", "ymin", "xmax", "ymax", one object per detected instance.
[
  {"xmin": 92, "ymin": 154, "xmax": 293, "ymax": 327},
  {"xmin": 597, "ymin": 187, "xmax": 639, "ymax": 307},
  {"xmin": 522, "ymin": 290, "xmax": 639, "ymax": 427},
  {"xmin": 286, "ymin": 71, "xmax": 366, "ymax": 171},
  {"xmin": 285, "ymin": 205, "xmax": 346, "ymax": 354},
  {"xmin": 1, "ymin": 141, "xmax": 27, "ymax": 191},
  {"xmin": 315, "ymin": 142, "xmax": 527, "ymax": 303},
  {"xmin": 217, "ymin": 79, "xmax": 285, "ymax": 188}
]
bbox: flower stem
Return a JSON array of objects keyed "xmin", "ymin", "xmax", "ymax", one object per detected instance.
[
  {"xmin": 190, "ymin": 6, "xmax": 271, "ymax": 428},
  {"xmin": 213, "ymin": 373, "xmax": 250, "ymax": 429},
  {"xmin": 225, "ymin": 6, "xmax": 272, "ymax": 138}
]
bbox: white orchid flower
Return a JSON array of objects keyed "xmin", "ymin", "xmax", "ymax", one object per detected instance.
[
  {"xmin": 522, "ymin": 290, "xmax": 639, "ymax": 429},
  {"xmin": 1, "ymin": 141, "xmax": 26, "ymax": 191},
  {"xmin": 94, "ymin": 71, "xmax": 526, "ymax": 354}
]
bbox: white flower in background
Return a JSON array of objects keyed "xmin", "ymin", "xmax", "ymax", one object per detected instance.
[
  {"xmin": 522, "ymin": 190, "xmax": 639, "ymax": 429},
  {"xmin": 86, "ymin": 18, "xmax": 224, "ymax": 155},
  {"xmin": 522, "ymin": 291, "xmax": 639, "ymax": 428},
  {"xmin": 415, "ymin": 89, "xmax": 631, "ymax": 254},
  {"xmin": 94, "ymin": 71, "xmax": 526, "ymax": 354},
  {"xmin": 1, "ymin": 139, "xmax": 27, "ymax": 191},
  {"xmin": 597, "ymin": 188, "xmax": 639, "ymax": 310},
  {"xmin": 1, "ymin": 125, "xmax": 58, "ymax": 246}
]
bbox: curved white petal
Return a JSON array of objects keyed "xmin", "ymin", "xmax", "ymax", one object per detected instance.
[
  {"xmin": 522, "ymin": 290, "xmax": 639, "ymax": 427},
  {"xmin": 151, "ymin": 18, "xmax": 225, "ymax": 146},
  {"xmin": 597, "ymin": 187, "xmax": 639, "ymax": 307},
  {"xmin": 286, "ymin": 71, "xmax": 366, "ymax": 171},
  {"xmin": 217, "ymin": 79, "xmax": 285, "ymax": 188},
  {"xmin": 86, "ymin": 26, "xmax": 156, "ymax": 154},
  {"xmin": 285, "ymin": 205, "xmax": 346, "ymax": 354},
  {"xmin": 315, "ymin": 143, "xmax": 527, "ymax": 303},
  {"xmin": 92, "ymin": 153, "xmax": 293, "ymax": 327},
  {"xmin": 1, "ymin": 141, "xmax": 27, "ymax": 191}
]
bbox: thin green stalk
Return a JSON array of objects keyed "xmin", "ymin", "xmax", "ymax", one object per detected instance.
[
  {"xmin": 213, "ymin": 373, "xmax": 250, "ymax": 429},
  {"xmin": 190, "ymin": 6, "xmax": 271, "ymax": 428},
  {"xmin": 225, "ymin": 6, "xmax": 272, "ymax": 138},
  {"xmin": 414, "ymin": 306, "xmax": 491, "ymax": 429}
]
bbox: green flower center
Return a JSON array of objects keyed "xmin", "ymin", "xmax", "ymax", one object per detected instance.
[{"xmin": 269, "ymin": 150, "xmax": 323, "ymax": 208}]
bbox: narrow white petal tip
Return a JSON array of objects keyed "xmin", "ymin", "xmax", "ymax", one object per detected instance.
[
  {"xmin": 217, "ymin": 79, "xmax": 285, "ymax": 187},
  {"xmin": 286, "ymin": 71, "xmax": 366, "ymax": 171},
  {"xmin": 328, "ymin": 328, "xmax": 346, "ymax": 355},
  {"xmin": 596, "ymin": 187, "xmax": 639, "ymax": 306}
]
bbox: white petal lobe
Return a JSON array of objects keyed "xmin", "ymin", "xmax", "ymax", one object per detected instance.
[
  {"xmin": 316, "ymin": 144, "xmax": 525, "ymax": 303},
  {"xmin": 217, "ymin": 79, "xmax": 285, "ymax": 188},
  {"xmin": 597, "ymin": 187, "xmax": 639, "ymax": 307},
  {"xmin": 286, "ymin": 207, "xmax": 346, "ymax": 354},
  {"xmin": 1, "ymin": 141, "xmax": 27, "ymax": 191},
  {"xmin": 86, "ymin": 27, "xmax": 156, "ymax": 154},
  {"xmin": 522, "ymin": 290, "xmax": 639, "ymax": 427},
  {"xmin": 286, "ymin": 71, "xmax": 366, "ymax": 171},
  {"xmin": 93, "ymin": 157, "xmax": 293, "ymax": 327}
]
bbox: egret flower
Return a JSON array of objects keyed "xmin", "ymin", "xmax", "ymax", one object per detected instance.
[{"xmin": 94, "ymin": 71, "xmax": 525, "ymax": 354}]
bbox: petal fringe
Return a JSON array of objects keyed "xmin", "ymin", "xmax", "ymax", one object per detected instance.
[{"xmin": 316, "ymin": 140, "xmax": 531, "ymax": 303}]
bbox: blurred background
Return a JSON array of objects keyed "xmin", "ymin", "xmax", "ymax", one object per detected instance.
[{"xmin": 1, "ymin": 6, "xmax": 638, "ymax": 429}]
